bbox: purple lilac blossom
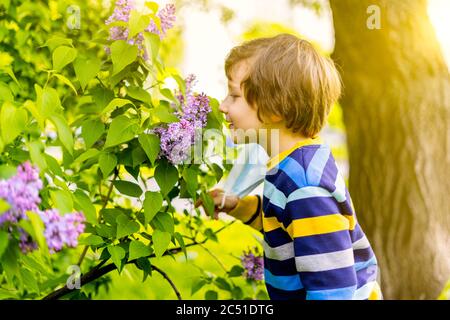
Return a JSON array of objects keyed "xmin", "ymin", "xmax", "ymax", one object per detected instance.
[
  {"xmin": 0, "ymin": 162, "xmax": 85, "ymax": 253},
  {"xmin": 105, "ymin": 1, "xmax": 176, "ymax": 59},
  {"xmin": 241, "ymin": 248, "xmax": 264, "ymax": 281},
  {"xmin": 0, "ymin": 161, "xmax": 42, "ymax": 224},
  {"xmin": 39, "ymin": 209, "xmax": 85, "ymax": 254},
  {"xmin": 153, "ymin": 75, "xmax": 211, "ymax": 164}
]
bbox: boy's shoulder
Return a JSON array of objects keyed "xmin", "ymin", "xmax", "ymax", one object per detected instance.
[{"xmin": 266, "ymin": 143, "xmax": 340, "ymax": 194}]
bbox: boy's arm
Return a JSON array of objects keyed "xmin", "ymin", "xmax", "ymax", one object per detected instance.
[
  {"xmin": 228, "ymin": 195, "xmax": 263, "ymax": 232},
  {"xmin": 285, "ymin": 186, "xmax": 357, "ymax": 300}
]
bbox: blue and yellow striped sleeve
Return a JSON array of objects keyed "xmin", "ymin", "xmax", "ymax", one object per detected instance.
[
  {"xmin": 228, "ymin": 194, "xmax": 262, "ymax": 231},
  {"xmin": 285, "ymin": 186, "xmax": 357, "ymax": 300}
]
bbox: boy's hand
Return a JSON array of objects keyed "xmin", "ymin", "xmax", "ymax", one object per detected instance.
[{"xmin": 194, "ymin": 189, "xmax": 240, "ymax": 220}]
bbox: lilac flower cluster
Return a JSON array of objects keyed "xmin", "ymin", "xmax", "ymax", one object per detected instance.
[
  {"xmin": 241, "ymin": 247, "xmax": 264, "ymax": 281},
  {"xmin": 0, "ymin": 161, "xmax": 42, "ymax": 224},
  {"xmin": 0, "ymin": 162, "xmax": 85, "ymax": 254},
  {"xmin": 105, "ymin": 0, "xmax": 176, "ymax": 59},
  {"xmin": 40, "ymin": 209, "xmax": 85, "ymax": 254},
  {"xmin": 153, "ymin": 75, "xmax": 211, "ymax": 164}
]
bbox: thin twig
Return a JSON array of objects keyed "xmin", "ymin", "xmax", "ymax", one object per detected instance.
[
  {"xmin": 152, "ymin": 265, "xmax": 182, "ymax": 300},
  {"xmin": 198, "ymin": 243, "xmax": 228, "ymax": 273}
]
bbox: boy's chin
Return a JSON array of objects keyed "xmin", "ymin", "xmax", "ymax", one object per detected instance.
[{"xmin": 230, "ymin": 128, "xmax": 260, "ymax": 145}]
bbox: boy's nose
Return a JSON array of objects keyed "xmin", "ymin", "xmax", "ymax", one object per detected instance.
[{"xmin": 219, "ymin": 100, "xmax": 227, "ymax": 114}]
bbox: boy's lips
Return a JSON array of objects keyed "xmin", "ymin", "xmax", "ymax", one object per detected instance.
[{"xmin": 225, "ymin": 117, "xmax": 234, "ymax": 129}]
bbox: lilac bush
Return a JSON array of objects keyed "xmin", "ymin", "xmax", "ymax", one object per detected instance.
[{"xmin": 0, "ymin": 162, "xmax": 85, "ymax": 253}]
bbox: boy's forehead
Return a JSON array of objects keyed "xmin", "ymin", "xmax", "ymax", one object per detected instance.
[{"xmin": 227, "ymin": 62, "xmax": 249, "ymax": 88}]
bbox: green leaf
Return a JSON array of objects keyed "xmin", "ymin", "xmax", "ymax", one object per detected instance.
[
  {"xmin": 25, "ymin": 211, "xmax": 48, "ymax": 255},
  {"xmin": 128, "ymin": 10, "xmax": 151, "ymax": 39},
  {"xmin": 50, "ymin": 114, "xmax": 74, "ymax": 155},
  {"xmin": 35, "ymin": 85, "xmax": 63, "ymax": 118},
  {"xmin": 102, "ymin": 98, "xmax": 134, "ymax": 115},
  {"xmin": 136, "ymin": 257, "xmax": 152, "ymax": 280},
  {"xmin": 228, "ymin": 265, "xmax": 245, "ymax": 277},
  {"xmin": 204, "ymin": 228, "xmax": 218, "ymax": 242},
  {"xmin": 81, "ymin": 119, "xmax": 105, "ymax": 148},
  {"xmin": 79, "ymin": 235, "xmax": 104, "ymax": 246},
  {"xmin": 215, "ymin": 277, "xmax": 232, "ymax": 291},
  {"xmin": 73, "ymin": 190, "xmax": 97, "ymax": 225},
  {"xmin": 43, "ymin": 36, "xmax": 73, "ymax": 51},
  {"xmin": 145, "ymin": 2, "xmax": 159, "ymax": 13},
  {"xmin": 191, "ymin": 278, "xmax": 207, "ymax": 296},
  {"xmin": 4, "ymin": 67, "xmax": 20, "ymax": 87},
  {"xmin": 53, "ymin": 74, "xmax": 77, "ymax": 95},
  {"xmin": 91, "ymin": 86, "xmax": 114, "ymax": 111},
  {"xmin": 0, "ymin": 82, "xmax": 13, "ymax": 102},
  {"xmin": 104, "ymin": 115, "xmax": 139, "ymax": 149},
  {"xmin": 152, "ymin": 229, "xmax": 171, "ymax": 258},
  {"xmin": 113, "ymin": 180, "xmax": 143, "ymax": 198},
  {"xmin": 200, "ymin": 192, "xmax": 215, "ymax": 218},
  {"xmin": 205, "ymin": 290, "xmax": 218, "ymax": 300},
  {"xmin": 138, "ymin": 133, "xmax": 160, "ymax": 166},
  {"xmin": 0, "ymin": 164, "xmax": 16, "ymax": 179},
  {"xmin": 96, "ymin": 224, "xmax": 115, "ymax": 238},
  {"xmin": 99, "ymin": 152, "xmax": 117, "ymax": 177},
  {"xmin": 108, "ymin": 245, "xmax": 126, "ymax": 270},
  {"xmin": 50, "ymin": 189, "xmax": 73, "ymax": 214},
  {"xmin": 21, "ymin": 255, "xmax": 51, "ymax": 275},
  {"xmin": 27, "ymin": 141, "xmax": 47, "ymax": 171},
  {"xmin": 143, "ymin": 32, "xmax": 160, "ymax": 63},
  {"xmin": 0, "ymin": 231, "xmax": 9, "ymax": 258},
  {"xmin": 52, "ymin": 46, "xmax": 77, "ymax": 71},
  {"xmin": 182, "ymin": 167, "xmax": 198, "ymax": 199},
  {"xmin": 152, "ymin": 104, "xmax": 178, "ymax": 123},
  {"xmin": 132, "ymin": 146, "xmax": 147, "ymax": 167},
  {"xmin": 143, "ymin": 191, "xmax": 163, "ymax": 225},
  {"xmin": 101, "ymin": 208, "xmax": 122, "ymax": 225},
  {"xmin": 154, "ymin": 160, "xmax": 178, "ymax": 196},
  {"xmin": 44, "ymin": 154, "xmax": 64, "ymax": 177},
  {"xmin": 153, "ymin": 212, "xmax": 174, "ymax": 234},
  {"xmin": 73, "ymin": 56, "xmax": 101, "ymax": 90},
  {"xmin": 0, "ymin": 102, "xmax": 28, "ymax": 145},
  {"xmin": 74, "ymin": 148, "xmax": 100, "ymax": 164},
  {"xmin": 231, "ymin": 287, "xmax": 244, "ymax": 300},
  {"xmin": 127, "ymin": 86, "xmax": 151, "ymax": 103},
  {"xmin": 110, "ymin": 40, "xmax": 138, "ymax": 75},
  {"xmin": 116, "ymin": 214, "xmax": 140, "ymax": 239},
  {"xmin": 174, "ymin": 232, "xmax": 187, "ymax": 260},
  {"xmin": 128, "ymin": 240, "xmax": 152, "ymax": 260},
  {"xmin": 20, "ymin": 268, "xmax": 39, "ymax": 293},
  {"xmin": 0, "ymin": 198, "xmax": 10, "ymax": 214}
]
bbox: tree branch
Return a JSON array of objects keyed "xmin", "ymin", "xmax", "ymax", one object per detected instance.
[{"xmin": 43, "ymin": 221, "xmax": 235, "ymax": 300}]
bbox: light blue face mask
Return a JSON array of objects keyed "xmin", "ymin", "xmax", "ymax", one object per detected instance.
[{"xmin": 219, "ymin": 141, "xmax": 269, "ymax": 208}]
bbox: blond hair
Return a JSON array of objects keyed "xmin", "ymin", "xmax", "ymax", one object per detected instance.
[{"xmin": 225, "ymin": 33, "xmax": 342, "ymax": 138}]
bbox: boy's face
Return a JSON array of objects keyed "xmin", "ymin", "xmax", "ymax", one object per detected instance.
[{"xmin": 219, "ymin": 61, "xmax": 264, "ymax": 143}]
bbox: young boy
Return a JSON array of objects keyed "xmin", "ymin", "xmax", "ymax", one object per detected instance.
[{"xmin": 200, "ymin": 34, "xmax": 382, "ymax": 300}]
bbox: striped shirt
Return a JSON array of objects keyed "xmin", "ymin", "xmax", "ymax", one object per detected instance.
[{"xmin": 229, "ymin": 137, "xmax": 382, "ymax": 300}]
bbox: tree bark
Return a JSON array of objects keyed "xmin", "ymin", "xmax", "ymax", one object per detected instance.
[{"xmin": 330, "ymin": 0, "xmax": 450, "ymax": 299}]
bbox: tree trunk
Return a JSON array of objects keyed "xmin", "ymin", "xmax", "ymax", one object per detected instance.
[{"xmin": 329, "ymin": 0, "xmax": 450, "ymax": 299}]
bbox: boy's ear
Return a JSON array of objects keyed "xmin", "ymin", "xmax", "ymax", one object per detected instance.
[{"xmin": 269, "ymin": 114, "xmax": 283, "ymax": 122}]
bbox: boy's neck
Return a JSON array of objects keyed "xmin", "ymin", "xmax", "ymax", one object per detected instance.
[{"xmin": 260, "ymin": 125, "xmax": 310, "ymax": 159}]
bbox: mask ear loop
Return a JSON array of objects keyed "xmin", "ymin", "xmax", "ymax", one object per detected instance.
[{"xmin": 218, "ymin": 190, "xmax": 227, "ymax": 210}]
